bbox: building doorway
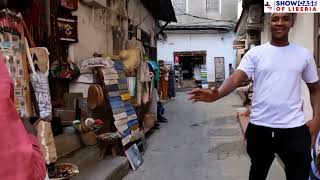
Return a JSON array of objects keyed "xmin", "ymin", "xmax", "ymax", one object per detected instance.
[{"xmin": 174, "ymin": 51, "xmax": 206, "ymax": 80}]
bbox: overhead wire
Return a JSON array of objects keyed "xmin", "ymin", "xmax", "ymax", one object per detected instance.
[{"xmin": 172, "ymin": 2, "xmax": 236, "ymax": 23}]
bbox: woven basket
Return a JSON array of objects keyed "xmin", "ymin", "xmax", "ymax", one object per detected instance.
[
  {"xmin": 49, "ymin": 163, "xmax": 79, "ymax": 180},
  {"xmin": 80, "ymin": 131, "xmax": 97, "ymax": 146},
  {"xmin": 143, "ymin": 113, "xmax": 155, "ymax": 128}
]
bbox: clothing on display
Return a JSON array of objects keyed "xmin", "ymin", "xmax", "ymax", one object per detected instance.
[
  {"xmin": 103, "ymin": 59, "xmax": 140, "ymax": 146},
  {"xmin": 159, "ymin": 60, "xmax": 169, "ymax": 99},
  {"xmin": 168, "ymin": 69, "xmax": 175, "ymax": 98},
  {"xmin": 147, "ymin": 60, "xmax": 160, "ymax": 81},
  {"xmin": 136, "ymin": 61, "xmax": 152, "ymax": 105},
  {"xmin": 106, "ymin": 84, "xmax": 119, "ymax": 92},
  {"xmin": 118, "ymin": 78, "xmax": 127, "ymax": 84},
  {"xmin": 112, "ymin": 108, "xmax": 126, "ymax": 115}
]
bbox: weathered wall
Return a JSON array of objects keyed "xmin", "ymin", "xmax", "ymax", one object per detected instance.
[
  {"xmin": 128, "ymin": 0, "xmax": 156, "ymax": 47},
  {"xmin": 69, "ymin": 0, "xmax": 156, "ymax": 62},
  {"xmin": 157, "ymin": 32, "xmax": 236, "ymax": 81},
  {"xmin": 71, "ymin": 3, "xmax": 112, "ymax": 61},
  {"xmin": 172, "ymin": 0, "xmax": 238, "ymax": 25}
]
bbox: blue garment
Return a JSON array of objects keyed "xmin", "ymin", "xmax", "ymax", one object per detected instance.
[
  {"xmin": 126, "ymin": 109, "xmax": 136, "ymax": 116},
  {"xmin": 125, "ymin": 104, "xmax": 135, "ymax": 112},
  {"xmin": 110, "ymin": 101, "xmax": 125, "ymax": 109},
  {"xmin": 113, "ymin": 60, "xmax": 124, "ymax": 70},
  {"xmin": 157, "ymin": 101, "xmax": 165, "ymax": 115},
  {"xmin": 118, "ymin": 78, "xmax": 127, "ymax": 84},
  {"xmin": 106, "ymin": 84, "xmax": 119, "ymax": 92},
  {"xmin": 121, "ymin": 128, "xmax": 131, "ymax": 139},
  {"xmin": 127, "ymin": 119, "xmax": 139, "ymax": 127},
  {"xmin": 109, "ymin": 96, "xmax": 121, "ymax": 102},
  {"xmin": 147, "ymin": 60, "xmax": 160, "ymax": 81}
]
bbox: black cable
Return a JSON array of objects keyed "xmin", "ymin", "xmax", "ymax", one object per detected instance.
[
  {"xmin": 177, "ymin": 13, "xmax": 236, "ymax": 23},
  {"xmin": 172, "ymin": 2, "xmax": 236, "ymax": 23}
]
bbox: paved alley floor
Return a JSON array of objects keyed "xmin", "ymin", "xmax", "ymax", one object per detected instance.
[{"xmin": 124, "ymin": 92, "xmax": 285, "ymax": 180}]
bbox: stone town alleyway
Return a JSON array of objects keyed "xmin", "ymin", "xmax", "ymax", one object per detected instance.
[{"xmin": 124, "ymin": 92, "xmax": 285, "ymax": 180}]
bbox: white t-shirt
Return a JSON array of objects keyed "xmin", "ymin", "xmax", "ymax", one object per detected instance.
[{"xmin": 237, "ymin": 42, "xmax": 319, "ymax": 128}]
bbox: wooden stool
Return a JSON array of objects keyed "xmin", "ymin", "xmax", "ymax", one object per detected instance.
[{"xmin": 96, "ymin": 133, "xmax": 120, "ymax": 160}]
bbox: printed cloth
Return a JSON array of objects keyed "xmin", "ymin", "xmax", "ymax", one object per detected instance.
[
  {"xmin": 108, "ymin": 91, "xmax": 121, "ymax": 97},
  {"xmin": 109, "ymin": 96, "xmax": 122, "ymax": 102},
  {"xmin": 106, "ymin": 84, "xmax": 119, "ymax": 92},
  {"xmin": 118, "ymin": 78, "xmax": 127, "ymax": 84},
  {"xmin": 113, "ymin": 112, "xmax": 128, "ymax": 121},
  {"xmin": 112, "ymin": 108, "xmax": 126, "ymax": 115},
  {"xmin": 110, "ymin": 101, "xmax": 125, "ymax": 109},
  {"xmin": 126, "ymin": 109, "xmax": 136, "ymax": 116},
  {"xmin": 125, "ymin": 103, "xmax": 135, "ymax": 112}
]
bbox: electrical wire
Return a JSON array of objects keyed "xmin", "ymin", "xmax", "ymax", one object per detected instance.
[{"xmin": 172, "ymin": 1, "xmax": 236, "ymax": 23}]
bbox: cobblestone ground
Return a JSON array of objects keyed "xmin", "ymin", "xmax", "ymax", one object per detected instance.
[{"xmin": 124, "ymin": 92, "xmax": 285, "ymax": 180}]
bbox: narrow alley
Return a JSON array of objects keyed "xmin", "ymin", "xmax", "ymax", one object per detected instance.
[
  {"xmin": 124, "ymin": 92, "xmax": 285, "ymax": 180},
  {"xmin": 1, "ymin": 1, "xmax": 319, "ymax": 180}
]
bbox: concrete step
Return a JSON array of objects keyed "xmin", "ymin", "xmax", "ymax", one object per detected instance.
[{"xmin": 58, "ymin": 146, "xmax": 130, "ymax": 180}]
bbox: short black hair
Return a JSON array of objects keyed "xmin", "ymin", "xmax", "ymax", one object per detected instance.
[{"xmin": 270, "ymin": 13, "xmax": 296, "ymax": 22}]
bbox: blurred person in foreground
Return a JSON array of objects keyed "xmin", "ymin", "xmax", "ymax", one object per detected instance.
[
  {"xmin": 188, "ymin": 13, "xmax": 320, "ymax": 180},
  {"xmin": 0, "ymin": 54, "xmax": 46, "ymax": 179}
]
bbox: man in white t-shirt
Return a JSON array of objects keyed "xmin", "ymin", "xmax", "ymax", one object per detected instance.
[{"xmin": 188, "ymin": 13, "xmax": 320, "ymax": 180}]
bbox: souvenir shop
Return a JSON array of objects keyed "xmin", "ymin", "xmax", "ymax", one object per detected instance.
[{"xmin": 0, "ymin": 0, "xmax": 176, "ymax": 179}]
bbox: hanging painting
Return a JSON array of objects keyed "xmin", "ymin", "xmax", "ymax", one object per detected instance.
[
  {"xmin": 0, "ymin": 11, "xmax": 33, "ymax": 117},
  {"xmin": 57, "ymin": 16, "xmax": 78, "ymax": 43},
  {"xmin": 214, "ymin": 57, "xmax": 225, "ymax": 82}
]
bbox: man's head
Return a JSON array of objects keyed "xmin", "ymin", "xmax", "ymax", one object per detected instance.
[{"xmin": 269, "ymin": 13, "xmax": 295, "ymax": 41}]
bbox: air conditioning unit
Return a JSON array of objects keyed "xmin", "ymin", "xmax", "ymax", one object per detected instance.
[{"xmin": 82, "ymin": 0, "xmax": 107, "ymax": 9}]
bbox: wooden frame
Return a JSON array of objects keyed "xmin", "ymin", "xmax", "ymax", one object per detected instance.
[{"xmin": 214, "ymin": 57, "xmax": 225, "ymax": 82}]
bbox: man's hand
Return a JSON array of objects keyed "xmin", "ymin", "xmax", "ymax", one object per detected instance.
[
  {"xmin": 187, "ymin": 87, "xmax": 220, "ymax": 103},
  {"xmin": 307, "ymin": 120, "xmax": 320, "ymax": 147},
  {"xmin": 187, "ymin": 70, "xmax": 249, "ymax": 104}
]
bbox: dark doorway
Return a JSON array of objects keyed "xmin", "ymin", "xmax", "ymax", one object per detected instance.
[
  {"xmin": 180, "ymin": 56, "xmax": 205, "ymax": 79},
  {"xmin": 174, "ymin": 51, "xmax": 206, "ymax": 80}
]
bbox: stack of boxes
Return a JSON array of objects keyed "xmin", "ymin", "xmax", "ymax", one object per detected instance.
[
  {"xmin": 104, "ymin": 59, "xmax": 140, "ymax": 146},
  {"xmin": 200, "ymin": 65, "xmax": 208, "ymax": 89}
]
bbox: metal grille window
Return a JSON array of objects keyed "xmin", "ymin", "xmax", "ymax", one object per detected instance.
[
  {"xmin": 173, "ymin": 0, "xmax": 186, "ymax": 13},
  {"xmin": 206, "ymin": 0, "xmax": 220, "ymax": 13}
]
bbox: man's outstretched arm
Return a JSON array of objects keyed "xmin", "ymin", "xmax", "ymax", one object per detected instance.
[{"xmin": 188, "ymin": 70, "xmax": 249, "ymax": 103}]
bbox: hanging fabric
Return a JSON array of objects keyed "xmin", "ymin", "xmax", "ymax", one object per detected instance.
[{"xmin": 25, "ymin": 38, "xmax": 57, "ymax": 165}]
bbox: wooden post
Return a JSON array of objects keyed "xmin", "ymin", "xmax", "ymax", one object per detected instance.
[{"xmin": 18, "ymin": 16, "xmax": 33, "ymax": 117}]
